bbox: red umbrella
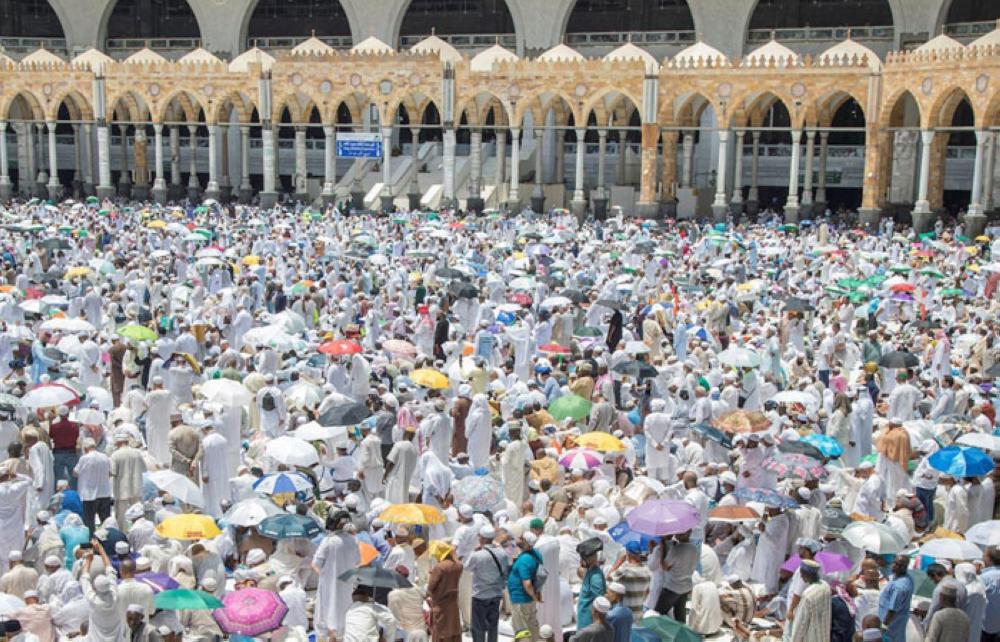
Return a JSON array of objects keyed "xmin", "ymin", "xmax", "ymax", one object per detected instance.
[
  {"xmin": 318, "ymin": 339, "xmax": 362, "ymax": 356},
  {"xmin": 508, "ymin": 293, "xmax": 532, "ymax": 306},
  {"xmin": 538, "ymin": 343, "xmax": 570, "ymax": 354},
  {"xmin": 212, "ymin": 588, "xmax": 288, "ymax": 637},
  {"xmin": 890, "ymin": 283, "xmax": 915, "ymax": 293}
]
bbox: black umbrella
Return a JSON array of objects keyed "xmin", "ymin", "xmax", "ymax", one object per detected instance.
[
  {"xmin": 782, "ymin": 297, "xmax": 814, "ymax": 313},
  {"xmin": 916, "ymin": 319, "xmax": 942, "ymax": 329},
  {"xmin": 777, "ymin": 438, "xmax": 825, "ymax": 461},
  {"xmin": 690, "ymin": 424, "xmax": 733, "ymax": 449},
  {"xmin": 37, "ymin": 238, "xmax": 71, "ymax": 250},
  {"xmin": 520, "ymin": 232, "xmax": 543, "ymax": 241},
  {"xmin": 561, "ymin": 289, "xmax": 589, "ymax": 304},
  {"xmin": 595, "ymin": 299, "xmax": 624, "ymax": 311},
  {"xmin": 612, "ymin": 360, "xmax": 658, "ymax": 379},
  {"xmin": 435, "ymin": 267, "xmax": 465, "ymax": 280},
  {"xmin": 318, "ymin": 401, "xmax": 372, "ymax": 427},
  {"xmin": 338, "ymin": 565, "xmax": 412, "ymax": 589},
  {"xmin": 878, "ymin": 350, "xmax": 919, "ymax": 369},
  {"xmin": 634, "ymin": 241, "xmax": 657, "ymax": 255},
  {"xmin": 821, "ymin": 506, "xmax": 851, "ymax": 533},
  {"xmin": 449, "ymin": 281, "xmax": 479, "ymax": 299}
]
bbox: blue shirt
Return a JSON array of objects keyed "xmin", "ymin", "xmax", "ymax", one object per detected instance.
[
  {"xmin": 982, "ymin": 566, "xmax": 1000, "ymax": 634},
  {"xmin": 507, "ymin": 549, "xmax": 540, "ymax": 604},
  {"xmin": 878, "ymin": 573, "xmax": 914, "ymax": 642},
  {"xmin": 577, "ymin": 566, "xmax": 607, "ymax": 628},
  {"xmin": 606, "ymin": 603, "xmax": 632, "ymax": 642}
]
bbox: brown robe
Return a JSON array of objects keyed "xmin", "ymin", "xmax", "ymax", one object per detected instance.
[
  {"xmin": 427, "ymin": 558, "xmax": 463, "ymax": 642},
  {"xmin": 450, "ymin": 396, "xmax": 471, "ymax": 456}
]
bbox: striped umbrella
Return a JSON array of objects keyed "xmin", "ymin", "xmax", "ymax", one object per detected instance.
[{"xmin": 558, "ymin": 448, "xmax": 603, "ymax": 470}]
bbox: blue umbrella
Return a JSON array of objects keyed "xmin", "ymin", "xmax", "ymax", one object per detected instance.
[
  {"xmin": 732, "ymin": 487, "xmax": 798, "ymax": 509},
  {"xmin": 258, "ymin": 514, "xmax": 323, "ymax": 540},
  {"xmin": 253, "ymin": 472, "xmax": 314, "ymax": 495},
  {"xmin": 928, "ymin": 446, "xmax": 995, "ymax": 477},
  {"xmin": 801, "ymin": 434, "xmax": 844, "ymax": 458},
  {"xmin": 609, "ymin": 521, "xmax": 659, "ymax": 550},
  {"xmin": 691, "ymin": 424, "xmax": 733, "ymax": 449}
]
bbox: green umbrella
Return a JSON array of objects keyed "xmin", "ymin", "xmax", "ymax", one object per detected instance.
[
  {"xmin": 98, "ymin": 209, "xmax": 111, "ymax": 216},
  {"xmin": 824, "ymin": 286, "xmax": 849, "ymax": 297},
  {"xmin": 781, "ymin": 224, "xmax": 798, "ymax": 232},
  {"xmin": 117, "ymin": 324, "xmax": 158, "ymax": 342},
  {"xmin": 920, "ymin": 268, "xmax": 945, "ymax": 279},
  {"xmin": 154, "ymin": 589, "xmax": 223, "ymax": 611},
  {"xmin": 909, "ymin": 569, "xmax": 937, "ymax": 598},
  {"xmin": 939, "ymin": 288, "xmax": 964, "ymax": 297},
  {"xmin": 573, "ymin": 326, "xmax": 603, "ymax": 338},
  {"xmin": 918, "ymin": 232, "xmax": 936, "ymax": 241},
  {"xmin": 192, "ymin": 228, "xmax": 213, "ymax": 239},
  {"xmin": 548, "ymin": 394, "xmax": 592, "ymax": 421},
  {"xmin": 837, "ymin": 278, "xmax": 866, "ymax": 291},
  {"xmin": 889, "ymin": 265, "xmax": 911, "ymax": 274},
  {"xmin": 640, "ymin": 616, "xmax": 702, "ymax": 642},
  {"xmin": 85, "ymin": 196, "xmax": 99, "ymax": 205}
]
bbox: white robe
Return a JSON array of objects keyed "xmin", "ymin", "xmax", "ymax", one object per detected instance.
[
  {"xmin": 0, "ymin": 475, "xmax": 31, "ymax": 565},
  {"xmin": 200, "ymin": 432, "xmax": 229, "ymax": 518},
  {"xmin": 536, "ymin": 534, "xmax": 562, "ymax": 635},
  {"xmin": 384, "ymin": 440, "xmax": 418, "ymax": 505},
  {"xmin": 750, "ymin": 513, "xmax": 789, "ymax": 594},
  {"xmin": 313, "ymin": 532, "xmax": 361, "ymax": 637},
  {"xmin": 464, "ymin": 395, "xmax": 492, "ymax": 470},
  {"xmin": 644, "ymin": 411, "xmax": 676, "ymax": 481},
  {"xmin": 944, "ymin": 484, "xmax": 969, "ymax": 532},
  {"xmin": 144, "ymin": 389, "xmax": 173, "ymax": 466},
  {"xmin": 356, "ymin": 434, "xmax": 384, "ymax": 498}
]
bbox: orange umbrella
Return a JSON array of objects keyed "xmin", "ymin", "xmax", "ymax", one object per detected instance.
[
  {"xmin": 712, "ymin": 409, "xmax": 770, "ymax": 434},
  {"xmin": 708, "ymin": 505, "xmax": 760, "ymax": 523},
  {"xmin": 358, "ymin": 542, "xmax": 378, "ymax": 566}
]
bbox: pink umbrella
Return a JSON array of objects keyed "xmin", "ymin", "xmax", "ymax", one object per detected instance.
[
  {"xmin": 558, "ymin": 448, "xmax": 603, "ymax": 470},
  {"xmin": 781, "ymin": 552, "xmax": 853, "ymax": 574},
  {"xmin": 212, "ymin": 588, "xmax": 288, "ymax": 637},
  {"xmin": 625, "ymin": 499, "xmax": 700, "ymax": 537}
]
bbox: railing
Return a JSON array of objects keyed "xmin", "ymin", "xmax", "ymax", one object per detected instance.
[
  {"xmin": 399, "ymin": 33, "xmax": 516, "ymax": 49},
  {"xmin": 565, "ymin": 30, "xmax": 695, "ymax": 47},
  {"xmin": 0, "ymin": 37, "xmax": 66, "ymax": 54},
  {"xmin": 246, "ymin": 35, "xmax": 353, "ymax": 50},
  {"xmin": 106, "ymin": 37, "xmax": 202, "ymax": 55},
  {"xmin": 944, "ymin": 21, "xmax": 996, "ymax": 38},
  {"xmin": 747, "ymin": 25, "xmax": 893, "ymax": 43}
]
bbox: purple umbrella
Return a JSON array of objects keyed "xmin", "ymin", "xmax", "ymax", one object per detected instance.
[
  {"xmin": 891, "ymin": 291, "xmax": 914, "ymax": 302},
  {"xmin": 134, "ymin": 572, "xmax": 180, "ymax": 593},
  {"xmin": 781, "ymin": 552, "xmax": 853, "ymax": 574},
  {"xmin": 625, "ymin": 499, "xmax": 700, "ymax": 537}
]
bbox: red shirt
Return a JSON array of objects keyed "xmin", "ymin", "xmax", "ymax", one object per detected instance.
[{"xmin": 49, "ymin": 419, "xmax": 80, "ymax": 451}]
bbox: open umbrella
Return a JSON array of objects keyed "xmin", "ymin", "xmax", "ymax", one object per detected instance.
[
  {"xmin": 318, "ymin": 400, "xmax": 372, "ymax": 426},
  {"xmin": 199, "ymin": 379, "xmax": 253, "ymax": 407},
  {"xmin": 155, "ymin": 514, "xmax": 221, "ymax": 540},
  {"xmin": 717, "ymin": 347, "xmax": 761, "ymax": 368},
  {"xmin": 639, "ymin": 615, "xmax": 702, "ymax": 642},
  {"xmin": 782, "ymin": 297, "xmax": 814, "ymax": 313},
  {"xmin": 781, "ymin": 551, "xmax": 853, "ymax": 574},
  {"xmin": 712, "ymin": 409, "xmax": 770, "ymax": 434},
  {"xmin": 212, "ymin": 588, "xmax": 288, "ymax": 637},
  {"xmin": 318, "ymin": 339, "xmax": 362, "ymax": 356},
  {"xmin": 928, "ymin": 446, "xmax": 994, "ymax": 477},
  {"xmin": 763, "ymin": 452, "xmax": 826, "ymax": 479},
  {"xmin": 383, "ymin": 339, "xmax": 417, "ymax": 357},
  {"xmin": 145, "ymin": 470, "xmax": 205, "ymax": 507},
  {"xmin": 612, "ymin": 360, "xmax": 658, "ymax": 379},
  {"xmin": 879, "ymin": 350, "xmax": 920, "ymax": 368},
  {"xmin": 155, "ymin": 589, "xmax": 223, "ymax": 610},
  {"xmin": 559, "ymin": 448, "xmax": 604, "ymax": 470},
  {"xmin": 548, "ymin": 394, "xmax": 592, "ymax": 421},
  {"xmin": 39, "ymin": 318, "xmax": 95, "ymax": 334},
  {"xmin": 117, "ymin": 324, "xmax": 158, "ymax": 342},
  {"xmin": 841, "ymin": 522, "xmax": 907, "ymax": 554},
  {"xmin": 576, "ymin": 431, "xmax": 625, "ymax": 452},
  {"xmin": 965, "ymin": 520, "xmax": 1000, "ymax": 547},
  {"xmin": 626, "ymin": 499, "xmax": 700, "ymax": 536},
  {"xmin": 731, "ymin": 487, "xmax": 798, "ymax": 509},
  {"xmin": 223, "ymin": 498, "xmax": 284, "ymax": 527},
  {"xmin": 339, "ymin": 565, "xmax": 412, "ymax": 588},
  {"xmin": 378, "ymin": 503, "xmax": 446, "ymax": 525},
  {"xmin": 21, "ymin": 383, "xmax": 79, "ymax": 409},
  {"xmin": 800, "ymin": 434, "xmax": 845, "ymax": 458},
  {"xmin": 708, "ymin": 505, "xmax": 760, "ymax": 523},
  {"xmin": 919, "ymin": 538, "xmax": 983, "ymax": 560},
  {"xmin": 253, "ymin": 472, "xmax": 314, "ymax": 496},
  {"xmin": 452, "ymin": 473, "xmax": 505, "ymax": 511},
  {"xmin": 410, "ymin": 368, "xmax": 449, "ymax": 390},
  {"xmin": 264, "ymin": 436, "xmax": 320, "ymax": 467},
  {"xmin": 0, "ymin": 593, "xmax": 24, "ymax": 616},
  {"xmin": 135, "ymin": 572, "xmax": 181, "ymax": 593},
  {"xmin": 258, "ymin": 513, "xmax": 323, "ymax": 540},
  {"xmin": 956, "ymin": 433, "xmax": 1000, "ymax": 453},
  {"xmin": 291, "ymin": 421, "xmax": 347, "ymax": 443},
  {"xmin": 690, "ymin": 424, "xmax": 734, "ymax": 449}
]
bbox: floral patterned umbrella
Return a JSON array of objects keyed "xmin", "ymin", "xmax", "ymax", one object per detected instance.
[
  {"xmin": 732, "ymin": 487, "xmax": 798, "ymax": 509},
  {"xmin": 762, "ymin": 452, "xmax": 827, "ymax": 480},
  {"xmin": 452, "ymin": 473, "xmax": 505, "ymax": 511},
  {"xmin": 212, "ymin": 588, "xmax": 288, "ymax": 637}
]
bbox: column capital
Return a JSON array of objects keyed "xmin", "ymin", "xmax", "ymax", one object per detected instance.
[
  {"xmin": 920, "ymin": 129, "xmax": 935, "ymax": 145},
  {"xmin": 187, "ymin": 125, "xmax": 199, "ymax": 135},
  {"xmin": 510, "ymin": 126, "xmax": 520, "ymax": 135},
  {"xmin": 153, "ymin": 123, "xmax": 163, "ymax": 133},
  {"xmin": 734, "ymin": 129, "xmax": 745, "ymax": 141},
  {"xmin": 752, "ymin": 130, "xmax": 761, "ymax": 143},
  {"xmin": 975, "ymin": 128, "xmax": 989, "ymax": 144},
  {"xmin": 575, "ymin": 127, "xmax": 586, "ymax": 138},
  {"xmin": 717, "ymin": 129, "xmax": 730, "ymax": 142},
  {"xmin": 805, "ymin": 128, "xmax": 816, "ymax": 141},
  {"xmin": 46, "ymin": 120, "xmax": 57, "ymax": 131},
  {"xmin": 790, "ymin": 129, "xmax": 802, "ymax": 141},
  {"xmin": 819, "ymin": 131, "xmax": 829, "ymax": 142},
  {"xmin": 240, "ymin": 125, "xmax": 250, "ymax": 134},
  {"xmin": 597, "ymin": 128, "xmax": 608, "ymax": 138}
]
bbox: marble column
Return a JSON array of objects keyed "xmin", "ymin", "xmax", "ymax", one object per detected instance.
[
  {"xmin": 616, "ymin": 134, "xmax": 626, "ymax": 185},
  {"xmin": 23, "ymin": 124, "xmax": 35, "ymax": 196},
  {"xmin": 132, "ymin": 128, "xmax": 148, "ymax": 200},
  {"xmin": 186, "ymin": 125, "xmax": 200, "ymax": 199},
  {"xmin": 261, "ymin": 125, "xmax": 276, "ymax": 197},
  {"xmin": 71, "ymin": 125, "xmax": 81, "ymax": 194},
  {"xmin": 784, "ymin": 129, "xmax": 803, "ymax": 221},
  {"xmin": 913, "ymin": 129, "xmax": 933, "ymax": 215},
  {"xmin": 982, "ymin": 134, "xmax": 996, "ymax": 213},
  {"xmin": 239, "ymin": 126, "xmax": 252, "ymax": 202},
  {"xmin": 152, "ymin": 124, "xmax": 166, "ymax": 203},
  {"xmin": 815, "ymin": 131, "xmax": 829, "ymax": 209},
  {"xmin": 711, "ymin": 129, "xmax": 730, "ymax": 221},
  {"xmin": 0, "ymin": 122, "xmax": 9, "ymax": 200},
  {"xmin": 46, "ymin": 121, "xmax": 59, "ymax": 200},
  {"xmin": 169, "ymin": 126, "xmax": 181, "ymax": 189},
  {"xmin": 36, "ymin": 124, "xmax": 48, "ymax": 190},
  {"xmin": 322, "ymin": 126, "xmax": 336, "ymax": 202},
  {"xmin": 748, "ymin": 131, "xmax": 761, "ymax": 210},
  {"xmin": 595, "ymin": 128, "xmax": 609, "ymax": 217},
  {"xmin": 681, "ymin": 131, "xmax": 694, "ymax": 187},
  {"xmin": 294, "ymin": 127, "xmax": 307, "ymax": 199},
  {"xmin": 531, "ymin": 128, "xmax": 545, "ymax": 212},
  {"xmin": 96, "ymin": 122, "xmax": 112, "ymax": 199},
  {"xmin": 801, "ymin": 129, "xmax": 816, "ymax": 215},
  {"xmin": 494, "ymin": 130, "xmax": 506, "ymax": 202},
  {"xmin": 468, "ymin": 129, "xmax": 482, "ymax": 198},
  {"xmin": 442, "ymin": 126, "xmax": 456, "ymax": 207},
  {"xmin": 571, "ymin": 127, "xmax": 587, "ymax": 216},
  {"xmin": 731, "ymin": 130, "xmax": 745, "ymax": 209},
  {"xmin": 508, "ymin": 127, "xmax": 521, "ymax": 209},
  {"xmin": 380, "ymin": 125, "xmax": 393, "ymax": 211},
  {"xmin": 205, "ymin": 124, "xmax": 220, "ymax": 200},
  {"xmin": 968, "ymin": 129, "xmax": 987, "ymax": 216},
  {"xmin": 407, "ymin": 128, "xmax": 420, "ymax": 210},
  {"xmin": 117, "ymin": 125, "xmax": 131, "ymax": 196},
  {"xmin": 220, "ymin": 127, "xmax": 231, "ymax": 199},
  {"xmin": 81, "ymin": 123, "xmax": 94, "ymax": 194},
  {"xmin": 554, "ymin": 130, "xmax": 565, "ymax": 187}
]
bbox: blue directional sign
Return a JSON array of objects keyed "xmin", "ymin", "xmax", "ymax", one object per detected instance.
[{"xmin": 336, "ymin": 132, "xmax": 383, "ymax": 158}]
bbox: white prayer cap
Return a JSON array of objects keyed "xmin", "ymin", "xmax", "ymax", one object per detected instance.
[
  {"xmin": 115, "ymin": 541, "xmax": 130, "ymax": 555},
  {"xmin": 593, "ymin": 515, "xmax": 608, "ymax": 526},
  {"xmin": 152, "ymin": 376, "xmax": 164, "ymax": 385},
  {"xmin": 344, "ymin": 495, "xmax": 359, "ymax": 509},
  {"xmin": 522, "ymin": 532, "xmax": 538, "ymax": 546},
  {"xmin": 44, "ymin": 555, "xmax": 61, "ymax": 567},
  {"xmin": 136, "ymin": 556, "xmax": 152, "ymax": 570},
  {"xmin": 82, "ymin": 438, "xmax": 96, "ymax": 449},
  {"xmin": 458, "ymin": 504, "xmax": 473, "ymax": 518},
  {"xmin": 579, "ymin": 496, "xmax": 595, "ymax": 508},
  {"xmin": 58, "ymin": 405, "xmax": 69, "ymax": 416},
  {"xmin": 888, "ymin": 416, "xmax": 904, "ymax": 425},
  {"xmin": 593, "ymin": 596, "xmax": 611, "ymax": 614},
  {"xmin": 720, "ymin": 472, "xmax": 737, "ymax": 485},
  {"xmin": 527, "ymin": 479, "xmax": 541, "ymax": 491},
  {"xmin": 94, "ymin": 575, "xmax": 112, "ymax": 593},
  {"xmin": 246, "ymin": 548, "xmax": 267, "ymax": 565},
  {"xmin": 8, "ymin": 550, "xmax": 21, "ymax": 562},
  {"xmin": 126, "ymin": 604, "xmax": 145, "ymax": 615},
  {"xmin": 540, "ymin": 625, "xmax": 554, "ymax": 638},
  {"xmin": 797, "ymin": 487, "xmax": 812, "ymax": 500},
  {"xmin": 23, "ymin": 590, "xmax": 38, "ymax": 600},
  {"xmin": 201, "ymin": 577, "xmax": 218, "ymax": 592},
  {"xmin": 858, "ymin": 461, "xmax": 874, "ymax": 470},
  {"xmin": 125, "ymin": 503, "xmax": 144, "ymax": 521},
  {"xmin": 458, "ymin": 384, "xmax": 472, "ymax": 397},
  {"xmin": 650, "ymin": 399, "xmax": 666, "ymax": 412},
  {"xmin": 608, "ymin": 582, "xmax": 627, "ymax": 595},
  {"xmin": 479, "ymin": 525, "xmax": 496, "ymax": 539},
  {"xmin": 862, "ymin": 630, "xmax": 882, "ymax": 641},
  {"xmin": 36, "ymin": 510, "xmax": 51, "ymax": 522}
]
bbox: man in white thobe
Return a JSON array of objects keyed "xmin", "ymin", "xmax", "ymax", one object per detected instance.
[
  {"xmin": 464, "ymin": 394, "xmax": 492, "ymax": 470},
  {"xmin": 941, "ymin": 475, "xmax": 969, "ymax": 532},
  {"xmin": 749, "ymin": 508, "xmax": 789, "ymax": 595},
  {"xmin": 78, "ymin": 335, "xmax": 103, "ymax": 390},
  {"xmin": 644, "ymin": 400, "xmax": 676, "ymax": 482},
  {"xmin": 534, "ymin": 521, "xmax": 563, "ymax": 636},
  {"xmin": 198, "ymin": 423, "xmax": 229, "ymax": 519},
  {"xmin": 312, "ymin": 513, "xmax": 361, "ymax": 641},
  {"xmin": 25, "ymin": 431, "xmax": 53, "ymax": 519},
  {"xmin": 383, "ymin": 428, "xmax": 418, "ymax": 505},
  {"xmin": 256, "ymin": 374, "xmax": 288, "ymax": 438},
  {"xmin": 500, "ymin": 430, "xmax": 532, "ymax": 512},
  {"xmin": 355, "ymin": 424, "xmax": 384, "ymax": 500},
  {"xmin": 109, "ymin": 433, "xmax": 146, "ymax": 530},
  {"xmin": 343, "ymin": 589, "xmax": 396, "ymax": 642},
  {"xmin": 0, "ymin": 465, "xmax": 32, "ymax": 566},
  {"xmin": 852, "ymin": 462, "xmax": 885, "ymax": 520},
  {"xmin": 886, "ymin": 374, "xmax": 921, "ymax": 421},
  {"xmin": 419, "ymin": 400, "xmax": 451, "ymax": 464},
  {"xmin": 144, "ymin": 378, "xmax": 173, "ymax": 467}
]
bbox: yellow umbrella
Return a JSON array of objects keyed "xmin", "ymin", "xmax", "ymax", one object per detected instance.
[
  {"xmin": 965, "ymin": 246, "xmax": 978, "ymax": 255},
  {"xmin": 410, "ymin": 368, "xmax": 449, "ymax": 390},
  {"xmin": 64, "ymin": 266, "xmax": 92, "ymax": 278},
  {"xmin": 975, "ymin": 235, "xmax": 990, "ymax": 242},
  {"xmin": 146, "ymin": 220, "xmax": 167, "ymax": 230},
  {"xmin": 242, "ymin": 255, "xmax": 261, "ymax": 266},
  {"xmin": 576, "ymin": 431, "xmax": 626, "ymax": 452},
  {"xmin": 154, "ymin": 514, "xmax": 221, "ymax": 540},
  {"xmin": 378, "ymin": 503, "xmax": 446, "ymax": 525}
]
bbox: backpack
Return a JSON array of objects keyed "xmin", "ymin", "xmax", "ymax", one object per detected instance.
[
  {"xmin": 528, "ymin": 550, "xmax": 549, "ymax": 591},
  {"xmin": 261, "ymin": 391, "xmax": 276, "ymax": 412}
]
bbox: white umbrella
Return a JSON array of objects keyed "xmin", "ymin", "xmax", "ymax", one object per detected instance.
[
  {"xmin": 72, "ymin": 407, "xmax": 105, "ymax": 425},
  {"xmin": 292, "ymin": 421, "xmax": 348, "ymax": 443},
  {"xmin": 540, "ymin": 296, "xmax": 573, "ymax": 308},
  {"xmin": 56, "ymin": 335, "xmax": 87, "ymax": 360},
  {"xmin": 145, "ymin": 470, "xmax": 205, "ymax": 507},
  {"xmin": 285, "ymin": 382, "xmax": 323, "ymax": 409},
  {"xmin": 21, "ymin": 384, "xmax": 78, "ymax": 409},
  {"xmin": 270, "ymin": 310, "xmax": 306, "ymax": 334},
  {"xmin": 18, "ymin": 300, "xmax": 46, "ymax": 315},
  {"xmin": 243, "ymin": 325, "xmax": 306, "ymax": 351},
  {"xmin": 717, "ymin": 347, "xmax": 762, "ymax": 368},
  {"xmin": 0, "ymin": 593, "xmax": 25, "ymax": 616},
  {"xmin": 223, "ymin": 498, "xmax": 283, "ymax": 527},
  {"xmin": 4, "ymin": 325, "xmax": 33, "ymax": 341},
  {"xmin": 918, "ymin": 538, "xmax": 983, "ymax": 560},
  {"xmin": 841, "ymin": 521, "xmax": 907, "ymax": 554},
  {"xmin": 625, "ymin": 340, "xmax": 650, "ymax": 355},
  {"xmin": 956, "ymin": 432, "xmax": 1000, "ymax": 453},
  {"xmin": 196, "ymin": 248, "xmax": 224, "ymax": 259},
  {"xmin": 85, "ymin": 387, "xmax": 114, "ymax": 412},
  {"xmin": 771, "ymin": 390, "xmax": 819, "ymax": 409},
  {"xmin": 965, "ymin": 520, "xmax": 1000, "ymax": 547},
  {"xmin": 199, "ymin": 379, "xmax": 253, "ymax": 408},
  {"xmin": 39, "ymin": 318, "xmax": 96, "ymax": 334},
  {"xmin": 509, "ymin": 276, "xmax": 537, "ymax": 290},
  {"xmin": 264, "ymin": 436, "xmax": 320, "ymax": 467}
]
